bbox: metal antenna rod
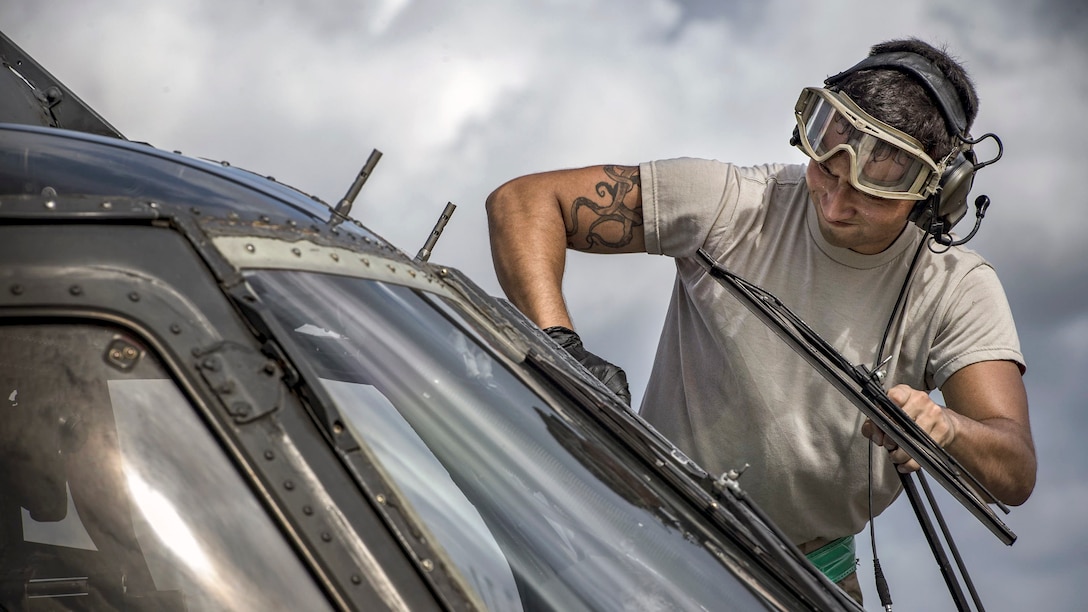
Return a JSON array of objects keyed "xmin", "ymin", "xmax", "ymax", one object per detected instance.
[
  {"xmin": 415, "ymin": 202, "xmax": 457, "ymax": 262},
  {"xmin": 900, "ymin": 472, "xmax": 974, "ymax": 611},
  {"xmin": 918, "ymin": 472, "xmax": 987, "ymax": 611},
  {"xmin": 332, "ymin": 148, "xmax": 382, "ymax": 221}
]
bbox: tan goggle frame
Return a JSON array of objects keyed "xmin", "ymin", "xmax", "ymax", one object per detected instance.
[{"xmin": 794, "ymin": 87, "xmax": 948, "ymax": 200}]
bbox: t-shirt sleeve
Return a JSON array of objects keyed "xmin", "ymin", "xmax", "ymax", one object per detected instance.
[
  {"xmin": 930, "ymin": 263, "xmax": 1025, "ymax": 388},
  {"xmin": 640, "ymin": 158, "xmax": 804, "ymax": 259},
  {"xmin": 639, "ymin": 158, "xmax": 737, "ymax": 258}
]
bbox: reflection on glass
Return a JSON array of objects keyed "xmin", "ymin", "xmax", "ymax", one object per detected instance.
[
  {"xmin": 249, "ymin": 271, "xmax": 773, "ymax": 612},
  {"xmin": 0, "ymin": 324, "xmax": 332, "ymax": 611},
  {"xmin": 107, "ymin": 378, "xmax": 333, "ymax": 612},
  {"xmin": 124, "ymin": 462, "xmax": 213, "ymax": 577},
  {"xmin": 323, "ymin": 379, "xmax": 520, "ymax": 610}
]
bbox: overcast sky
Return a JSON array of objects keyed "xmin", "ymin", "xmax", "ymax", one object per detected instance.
[{"xmin": 4, "ymin": 1, "xmax": 1086, "ymax": 609}]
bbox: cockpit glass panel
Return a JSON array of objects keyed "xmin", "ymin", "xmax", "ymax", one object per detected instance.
[
  {"xmin": 246, "ymin": 269, "xmax": 777, "ymax": 611},
  {"xmin": 0, "ymin": 323, "xmax": 332, "ymax": 611}
]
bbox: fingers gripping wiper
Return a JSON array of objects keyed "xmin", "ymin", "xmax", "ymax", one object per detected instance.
[{"xmin": 694, "ymin": 249, "xmax": 1014, "ymax": 544}]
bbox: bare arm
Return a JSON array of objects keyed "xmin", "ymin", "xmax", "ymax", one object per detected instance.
[
  {"xmin": 485, "ymin": 165, "xmax": 646, "ymax": 329},
  {"xmin": 866, "ymin": 360, "xmax": 1037, "ymax": 505}
]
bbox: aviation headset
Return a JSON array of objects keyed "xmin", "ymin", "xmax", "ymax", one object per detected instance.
[{"xmin": 795, "ymin": 50, "xmax": 1003, "ymax": 246}]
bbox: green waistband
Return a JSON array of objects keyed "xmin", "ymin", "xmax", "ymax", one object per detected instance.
[{"xmin": 804, "ymin": 535, "xmax": 858, "ymax": 584}]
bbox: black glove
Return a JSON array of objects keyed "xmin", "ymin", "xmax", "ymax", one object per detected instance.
[{"xmin": 544, "ymin": 326, "xmax": 631, "ymax": 405}]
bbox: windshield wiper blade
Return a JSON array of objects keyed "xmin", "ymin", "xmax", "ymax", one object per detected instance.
[{"xmin": 695, "ymin": 249, "xmax": 1015, "ymax": 545}]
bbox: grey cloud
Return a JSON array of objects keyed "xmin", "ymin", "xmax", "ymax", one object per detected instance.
[
  {"xmin": 1000, "ymin": 258, "xmax": 1088, "ymax": 334},
  {"xmin": 1024, "ymin": 0, "xmax": 1088, "ymax": 43}
]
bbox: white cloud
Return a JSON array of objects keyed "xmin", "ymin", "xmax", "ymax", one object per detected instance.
[{"xmin": 369, "ymin": 0, "xmax": 411, "ymax": 35}]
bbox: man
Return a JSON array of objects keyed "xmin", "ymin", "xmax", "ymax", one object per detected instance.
[{"xmin": 485, "ymin": 38, "xmax": 1036, "ymax": 602}]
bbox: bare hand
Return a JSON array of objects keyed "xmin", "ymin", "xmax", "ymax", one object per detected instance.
[{"xmin": 861, "ymin": 384, "xmax": 957, "ymax": 473}]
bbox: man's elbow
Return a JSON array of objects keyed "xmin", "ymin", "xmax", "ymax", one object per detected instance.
[
  {"xmin": 992, "ymin": 446, "xmax": 1036, "ymax": 506},
  {"xmin": 485, "ymin": 178, "xmax": 530, "ymax": 230},
  {"xmin": 1002, "ymin": 488, "xmax": 1033, "ymax": 508},
  {"xmin": 484, "ymin": 182, "xmax": 507, "ymax": 223},
  {"xmin": 1002, "ymin": 460, "xmax": 1037, "ymax": 507}
]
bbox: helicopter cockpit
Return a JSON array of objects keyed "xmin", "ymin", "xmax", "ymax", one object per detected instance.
[{"xmin": 0, "ymin": 324, "xmax": 332, "ymax": 611}]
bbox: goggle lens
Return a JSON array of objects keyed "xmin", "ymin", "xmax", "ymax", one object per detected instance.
[{"xmin": 796, "ymin": 88, "xmax": 939, "ymax": 199}]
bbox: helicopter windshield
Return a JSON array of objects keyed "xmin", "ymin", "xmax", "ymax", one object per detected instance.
[
  {"xmin": 245, "ymin": 269, "xmax": 794, "ymax": 611},
  {"xmin": 0, "ymin": 323, "xmax": 332, "ymax": 611}
]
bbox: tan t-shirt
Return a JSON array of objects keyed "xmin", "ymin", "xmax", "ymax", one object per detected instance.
[{"xmin": 638, "ymin": 158, "xmax": 1024, "ymax": 544}]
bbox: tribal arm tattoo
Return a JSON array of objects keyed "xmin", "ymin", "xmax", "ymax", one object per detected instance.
[{"xmin": 567, "ymin": 165, "xmax": 643, "ymax": 250}]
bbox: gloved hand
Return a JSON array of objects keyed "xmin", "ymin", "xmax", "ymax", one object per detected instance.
[{"xmin": 544, "ymin": 326, "xmax": 631, "ymax": 405}]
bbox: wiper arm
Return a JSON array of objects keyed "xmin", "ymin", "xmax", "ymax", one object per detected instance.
[{"xmin": 695, "ymin": 249, "xmax": 1015, "ymax": 545}]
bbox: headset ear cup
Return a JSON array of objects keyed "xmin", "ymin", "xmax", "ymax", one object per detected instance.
[
  {"xmin": 911, "ymin": 151, "xmax": 975, "ymax": 235},
  {"xmin": 911, "ymin": 195, "xmax": 951, "ymax": 241},
  {"xmin": 909, "ymin": 197, "xmax": 933, "ymax": 229},
  {"xmin": 909, "ymin": 198, "xmax": 926, "ymax": 228},
  {"xmin": 935, "ymin": 152, "xmax": 975, "ymax": 231}
]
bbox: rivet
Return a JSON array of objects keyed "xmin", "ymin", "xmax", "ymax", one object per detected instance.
[
  {"xmin": 264, "ymin": 450, "xmax": 275, "ymax": 460},
  {"xmin": 330, "ymin": 252, "xmax": 340, "ymax": 262},
  {"xmin": 45, "ymin": 201, "xmax": 56, "ymax": 209},
  {"xmin": 170, "ymin": 323, "xmax": 182, "ymax": 334},
  {"xmin": 100, "ymin": 201, "xmax": 113, "ymax": 210},
  {"xmin": 321, "ymin": 532, "xmax": 332, "ymax": 542},
  {"xmin": 10, "ymin": 285, "xmax": 24, "ymax": 295},
  {"xmin": 303, "ymin": 505, "xmax": 314, "ymax": 515},
  {"xmin": 291, "ymin": 248, "xmax": 302, "ymax": 257},
  {"xmin": 69, "ymin": 285, "xmax": 82, "ymax": 296},
  {"xmin": 351, "ymin": 575, "xmax": 362, "ymax": 585},
  {"xmin": 421, "ymin": 559, "xmax": 434, "ymax": 572},
  {"xmin": 245, "ymin": 243, "xmax": 255, "ymax": 253},
  {"xmin": 375, "ymin": 494, "xmax": 386, "ymax": 505},
  {"xmin": 128, "ymin": 292, "xmax": 140, "ymax": 302},
  {"xmin": 333, "ymin": 421, "xmax": 344, "ymax": 434},
  {"xmin": 149, "ymin": 202, "xmax": 159, "ymax": 209},
  {"xmin": 284, "ymin": 480, "xmax": 295, "ymax": 491}
]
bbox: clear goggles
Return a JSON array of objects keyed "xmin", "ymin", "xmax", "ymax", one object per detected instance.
[{"xmin": 794, "ymin": 87, "xmax": 944, "ymax": 200}]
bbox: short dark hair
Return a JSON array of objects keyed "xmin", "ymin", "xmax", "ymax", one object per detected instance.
[{"xmin": 837, "ymin": 38, "xmax": 979, "ymax": 161}]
